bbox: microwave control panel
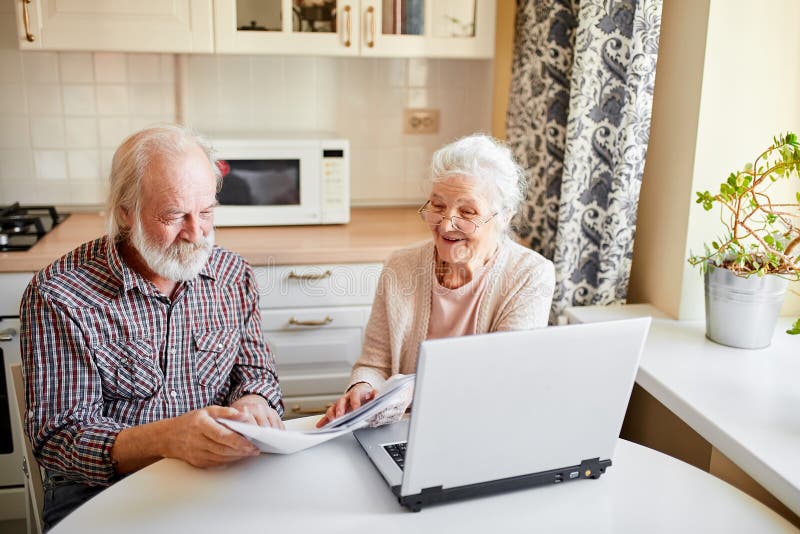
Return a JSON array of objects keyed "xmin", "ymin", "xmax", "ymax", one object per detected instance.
[{"xmin": 321, "ymin": 145, "xmax": 350, "ymax": 224}]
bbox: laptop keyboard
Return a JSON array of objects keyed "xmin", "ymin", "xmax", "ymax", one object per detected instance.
[{"xmin": 384, "ymin": 442, "xmax": 408, "ymax": 470}]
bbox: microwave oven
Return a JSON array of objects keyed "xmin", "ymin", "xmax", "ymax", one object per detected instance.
[{"xmin": 211, "ymin": 136, "xmax": 350, "ymax": 226}]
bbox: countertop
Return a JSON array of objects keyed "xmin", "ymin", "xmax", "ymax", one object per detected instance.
[
  {"xmin": 0, "ymin": 207, "xmax": 432, "ymax": 273},
  {"xmin": 566, "ymin": 304, "xmax": 800, "ymax": 518}
]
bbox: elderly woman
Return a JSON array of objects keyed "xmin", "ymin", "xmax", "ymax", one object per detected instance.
[{"xmin": 317, "ymin": 134, "xmax": 555, "ymax": 427}]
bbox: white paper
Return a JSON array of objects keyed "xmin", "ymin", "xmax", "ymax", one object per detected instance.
[{"xmin": 218, "ymin": 374, "xmax": 415, "ymax": 455}]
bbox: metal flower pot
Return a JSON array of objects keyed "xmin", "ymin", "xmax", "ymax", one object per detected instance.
[{"xmin": 704, "ymin": 266, "xmax": 788, "ymax": 349}]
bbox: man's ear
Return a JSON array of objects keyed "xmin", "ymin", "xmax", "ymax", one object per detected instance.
[{"xmin": 119, "ymin": 206, "xmax": 133, "ymax": 228}]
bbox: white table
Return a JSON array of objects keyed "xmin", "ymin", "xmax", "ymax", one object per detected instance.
[
  {"xmin": 565, "ymin": 305, "xmax": 800, "ymax": 518},
  {"xmin": 52, "ymin": 429, "xmax": 797, "ymax": 534}
]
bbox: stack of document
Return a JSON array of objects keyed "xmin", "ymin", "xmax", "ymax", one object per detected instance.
[{"xmin": 218, "ymin": 374, "xmax": 415, "ymax": 454}]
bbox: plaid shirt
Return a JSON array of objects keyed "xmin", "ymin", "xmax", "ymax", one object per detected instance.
[{"xmin": 20, "ymin": 236, "xmax": 283, "ymax": 486}]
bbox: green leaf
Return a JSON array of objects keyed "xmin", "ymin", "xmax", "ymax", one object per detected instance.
[
  {"xmin": 766, "ymin": 213, "xmax": 777, "ymax": 224},
  {"xmin": 787, "ymin": 318, "xmax": 800, "ymax": 335},
  {"xmin": 764, "ymin": 235, "xmax": 774, "ymax": 245}
]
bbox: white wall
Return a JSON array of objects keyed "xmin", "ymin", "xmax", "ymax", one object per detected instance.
[
  {"xmin": 0, "ymin": 0, "xmax": 492, "ymax": 208},
  {"xmin": 629, "ymin": 0, "xmax": 800, "ymax": 319}
]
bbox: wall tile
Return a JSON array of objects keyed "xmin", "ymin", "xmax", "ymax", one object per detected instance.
[
  {"xmin": 0, "ymin": 148, "xmax": 33, "ymax": 181},
  {"xmin": 27, "ymin": 84, "xmax": 62, "ymax": 115},
  {"xmin": 98, "ymin": 117, "xmax": 132, "ymax": 148},
  {"xmin": 96, "ymin": 85, "xmax": 129, "ymax": 115},
  {"xmin": 0, "ymin": 117, "xmax": 30, "ymax": 148},
  {"xmin": 2, "ymin": 181, "xmax": 41, "ymax": 204},
  {"xmin": 64, "ymin": 118, "xmax": 98, "ymax": 148},
  {"xmin": 407, "ymin": 58, "xmax": 438, "ymax": 88},
  {"xmin": 0, "ymin": 50, "xmax": 24, "ymax": 83},
  {"xmin": 70, "ymin": 180, "xmax": 109, "ymax": 204},
  {"xmin": 62, "ymin": 85, "xmax": 96, "ymax": 115},
  {"xmin": 34, "ymin": 150, "xmax": 67, "ymax": 180},
  {"xmin": 160, "ymin": 55, "xmax": 175, "ymax": 82},
  {"xmin": 67, "ymin": 149, "xmax": 100, "ymax": 179},
  {"xmin": 59, "ymin": 52, "xmax": 94, "ymax": 83},
  {"xmin": 129, "ymin": 84, "xmax": 163, "ymax": 115},
  {"xmin": 128, "ymin": 54, "xmax": 161, "ymax": 83},
  {"xmin": 23, "ymin": 52, "xmax": 59, "ymax": 83},
  {"xmin": 94, "ymin": 52, "xmax": 127, "ymax": 83},
  {"xmin": 0, "ymin": 83, "xmax": 26, "ymax": 115},
  {"xmin": 30, "ymin": 117, "xmax": 65, "ymax": 148}
]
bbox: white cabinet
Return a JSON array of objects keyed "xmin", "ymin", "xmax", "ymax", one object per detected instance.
[
  {"xmin": 14, "ymin": 0, "xmax": 214, "ymax": 53},
  {"xmin": 214, "ymin": 0, "xmax": 496, "ymax": 58},
  {"xmin": 254, "ymin": 262, "xmax": 382, "ymax": 418},
  {"xmin": 0, "ymin": 273, "xmax": 34, "ymax": 316}
]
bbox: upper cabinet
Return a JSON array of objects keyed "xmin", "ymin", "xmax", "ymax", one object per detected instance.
[
  {"xmin": 214, "ymin": 0, "xmax": 496, "ymax": 58},
  {"xmin": 13, "ymin": 0, "xmax": 495, "ymax": 59},
  {"xmin": 14, "ymin": 0, "xmax": 214, "ymax": 53}
]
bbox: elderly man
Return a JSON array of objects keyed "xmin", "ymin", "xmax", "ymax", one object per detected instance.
[{"xmin": 20, "ymin": 124, "xmax": 283, "ymax": 530}]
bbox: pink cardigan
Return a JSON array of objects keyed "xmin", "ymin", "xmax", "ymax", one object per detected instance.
[{"xmin": 349, "ymin": 239, "xmax": 555, "ymax": 389}]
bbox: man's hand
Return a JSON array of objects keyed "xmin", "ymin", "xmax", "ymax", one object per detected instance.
[
  {"xmin": 231, "ymin": 394, "xmax": 284, "ymax": 429},
  {"xmin": 161, "ymin": 405, "xmax": 262, "ymax": 468},
  {"xmin": 316, "ymin": 382, "xmax": 376, "ymax": 428}
]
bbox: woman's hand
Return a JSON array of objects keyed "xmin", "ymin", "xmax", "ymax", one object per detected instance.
[{"xmin": 315, "ymin": 382, "xmax": 376, "ymax": 428}]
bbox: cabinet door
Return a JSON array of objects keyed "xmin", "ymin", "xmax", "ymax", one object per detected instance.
[
  {"xmin": 214, "ymin": 0, "xmax": 360, "ymax": 56},
  {"xmin": 359, "ymin": 0, "xmax": 495, "ymax": 58},
  {"xmin": 14, "ymin": 0, "xmax": 214, "ymax": 52}
]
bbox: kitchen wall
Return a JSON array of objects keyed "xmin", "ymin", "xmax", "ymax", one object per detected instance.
[
  {"xmin": 0, "ymin": 1, "xmax": 493, "ymax": 208},
  {"xmin": 627, "ymin": 0, "xmax": 800, "ymax": 318},
  {"xmin": 179, "ymin": 54, "xmax": 492, "ymax": 205}
]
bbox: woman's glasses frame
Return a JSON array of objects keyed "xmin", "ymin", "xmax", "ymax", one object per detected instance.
[{"xmin": 417, "ymin": 200, "xmax": 498, "ymax": 234}]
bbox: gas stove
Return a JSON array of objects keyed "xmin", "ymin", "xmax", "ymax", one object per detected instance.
[{"xmin": 0, "ymin": 203, "xmax": 69, "ymax": 252}]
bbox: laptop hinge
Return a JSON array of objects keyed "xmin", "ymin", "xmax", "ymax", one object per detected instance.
[{"xmin": 398, "ymin": 458, "xmax": 612, "ymax": 512}]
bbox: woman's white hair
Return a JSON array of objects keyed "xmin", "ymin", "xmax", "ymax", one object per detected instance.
[
  {"xmin": 106, "ymin": 124, "xmax": 221, "ymax": 239},
  {"xmin": 428, "ymin": 133, "xmax": 525, "ymax": 232}
]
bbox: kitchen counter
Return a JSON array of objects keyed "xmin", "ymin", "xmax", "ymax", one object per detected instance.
[{"xmin": 0, "ymin": 207, "xmax": 432, "ymax": 272}]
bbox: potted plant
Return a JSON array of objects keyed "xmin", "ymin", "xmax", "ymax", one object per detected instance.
[{"xmin": 688, "ymin": 132, "xmax": 800, "ymax": 348}]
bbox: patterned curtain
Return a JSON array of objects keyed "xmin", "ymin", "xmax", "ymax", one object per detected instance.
[{"xmin": 507, "ymin": 0, "xmax": 663, "ymax": 321}]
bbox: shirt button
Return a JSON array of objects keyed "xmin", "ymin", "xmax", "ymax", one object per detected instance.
[
  {"xmin": 170, "ymin": 389, "xmax": 178, "ymax": 399},
  {"xmin": 216, "ymin": 343, "xmax": 223, "ymax": 350}
]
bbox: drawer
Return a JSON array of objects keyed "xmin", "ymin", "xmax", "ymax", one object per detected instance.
[
  {"xmin": 282, "ymin": 394, "xmax": 340, "ymax": 420},
  {"xmin": 261, "ymin": 306, "xmax": 370, "ymax": 332},
  {"xmin": 254, "ymin": 263, "xmax": 382, "ymax": 309}
]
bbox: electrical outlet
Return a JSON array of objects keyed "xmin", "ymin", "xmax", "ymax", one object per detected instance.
[{"xmin": 403, "ymin": 108, "xmax": 440, "ymax": 134}]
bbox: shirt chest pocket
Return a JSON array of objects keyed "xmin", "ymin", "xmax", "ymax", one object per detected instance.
[
  {"xmin": 193, "ymin": 329, "xmax": 240, "ymax": 389},
  {"xmin": 94, "ymin": 339, "xmax": 162, "ymax": 400}
]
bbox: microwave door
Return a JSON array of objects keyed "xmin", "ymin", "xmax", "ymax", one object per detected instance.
[{"xmin": 214, "ymin": 149, "xmax": 322, "ymax": 227}]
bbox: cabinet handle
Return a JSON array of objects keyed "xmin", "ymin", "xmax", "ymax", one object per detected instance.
[
  {"xmin": 287, "ymin": 269, "xmax": 332, "ymax": 280},
  {"xmin": 291, "ymin": 403, "xmax": 333, "ymax": 415},
  {"xmin": 288, "ymin": 316, "xmax": 333, "ymax": 327},
  {"xmin": 342, "ymin": 5, "xmax": 351, "ymax": 47},
  {"xmin": 366, "ymin": 5, "xmax": 375, "ymax": 48},
  {"xmin": 0, "ymin": 328, "xmax": 18, "ymax": 342},
  {"xmin": 21, "ymin": 0, "xmax": 35, "ymax": 42}
]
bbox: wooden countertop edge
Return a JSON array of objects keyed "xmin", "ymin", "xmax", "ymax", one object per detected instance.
[{"xmin": 0, "ymin": 208, "xmax": 429, "ymax": 273}]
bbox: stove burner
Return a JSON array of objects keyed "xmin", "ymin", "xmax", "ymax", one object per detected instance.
[{"xmin": 0, "ymin": 203, "xmax": 69, "ymax": 252}]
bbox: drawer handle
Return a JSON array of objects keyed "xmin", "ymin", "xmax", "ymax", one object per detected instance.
[
  {"xmin": 0, "ymin": 328, "xmax": 18, "ymax": 342},
  {"xmin": 288, "ymin": 316, "xmax": 333, "ymax": 327},
  {"xmin": 287, "ymin": 270, "xmax": 332, "ymax": 281},
  {"xmin": 291, "ymin": 403, "xmax": 333, "ymax": 415}
]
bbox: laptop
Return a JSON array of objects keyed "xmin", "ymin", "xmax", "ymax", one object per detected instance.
[{"xmin": 353, "ymin": 317, "xmax": 651, "ymax": 511}]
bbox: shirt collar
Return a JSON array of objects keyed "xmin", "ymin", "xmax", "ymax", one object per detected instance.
[{"xmin": 106, "ymin": 236, "xmax": 218, "ymax": 294}]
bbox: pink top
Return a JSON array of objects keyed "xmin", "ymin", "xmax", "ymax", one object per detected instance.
[{"xmin": 427, "ymin": 251, "xmax": 499, "ymax": 340}]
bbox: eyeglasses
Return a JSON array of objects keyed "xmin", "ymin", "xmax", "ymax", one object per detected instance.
[{"xmin": 417, "ymin": 201, "xmax": 498, "ymax": 234}]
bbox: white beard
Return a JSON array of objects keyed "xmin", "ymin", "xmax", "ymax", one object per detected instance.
[{"xmin": 130, "ymin": 220, "xmax": 214, "ymax": 282}]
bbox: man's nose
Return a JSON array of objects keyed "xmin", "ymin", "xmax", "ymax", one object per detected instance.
[{"xmin": 180, "ymin": 216, "xmax": 203, "ymax": 242}]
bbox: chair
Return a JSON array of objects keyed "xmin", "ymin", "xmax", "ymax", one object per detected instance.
[{"xmin": 10, "ymin": 364, "xmax": 43, "ymax": 534}]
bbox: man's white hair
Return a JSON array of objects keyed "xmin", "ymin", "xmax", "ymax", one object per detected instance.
[{"xmin": 106, "ymin": 124, "xmax": 221, "ymax": 239}]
